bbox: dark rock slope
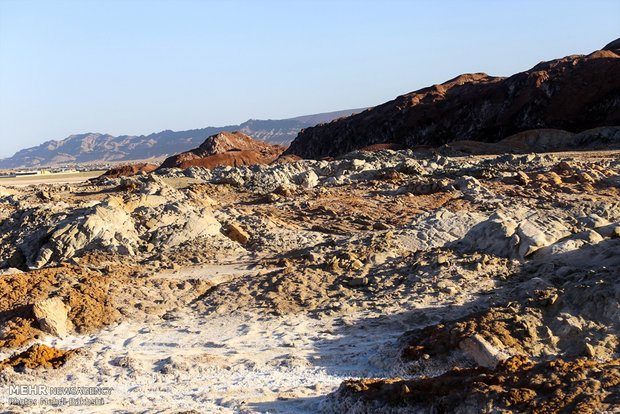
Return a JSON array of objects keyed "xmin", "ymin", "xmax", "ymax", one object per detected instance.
[{"xmin": 286, "ymin": 39, "xmax": 620, "ymax": 159}]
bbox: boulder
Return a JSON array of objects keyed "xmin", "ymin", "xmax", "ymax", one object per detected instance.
[
  {"xmin": 459, "ymin": 211, "xmax": 519, "ymax": 258},
  {"xmin": 226, "ymin": 223, "xmax": 250, "ymax": 245},
  {"xmin": 294, "ymin": 170, "xmax": 319, "ymax": 189},
  {"xmin": 32, "ymin": 297, "xmax": 73, "ymax": 337},
  {"xmin": 459, "ymin": 334, "xmax": 509, "ymax": 369},
  {"xmin": 517, "ymin": 219, "xmax": 571, "ymax": 258},
  {"xmin": 459, "ymin": 210, "xmax": 571, "ymax": 259}
]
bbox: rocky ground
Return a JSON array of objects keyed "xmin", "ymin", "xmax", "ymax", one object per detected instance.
[{"xmin": 0, "ymin": 148, "xmax": 618, "ymax": 413}]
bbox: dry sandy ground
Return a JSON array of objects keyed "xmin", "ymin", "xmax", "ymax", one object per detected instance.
[
  {"xmin": 0, "ymin": 260, "xmax": 478, "ymax": 413},
  {"xmin": 0, "ymin": 172, "xmax": 105, "ymax": 187}
]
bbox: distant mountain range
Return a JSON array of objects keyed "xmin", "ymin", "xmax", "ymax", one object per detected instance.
[{"xmin": 0, "ymin": 109, "xmax": 364, "ymax": 169}]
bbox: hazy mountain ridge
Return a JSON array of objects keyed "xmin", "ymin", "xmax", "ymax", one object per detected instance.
[{"xmin": 0, "ymin": 109, "xmax": 363, "ymax": 169}]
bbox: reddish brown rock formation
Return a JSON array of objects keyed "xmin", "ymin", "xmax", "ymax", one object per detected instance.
[
  {"xmin": 286, "ymin": 39, "xmax": 620, "ymax": 159},
  {"xmin": 159, "ymin": 131, "xmax": 285, "ymax": 170},
  {"xmin": 99, "ymin": 163, "xmax": 158, "ymax": 178},
  {"xmin": 271, "ymin": 154, "xmax": 303, "ymax": 164}
]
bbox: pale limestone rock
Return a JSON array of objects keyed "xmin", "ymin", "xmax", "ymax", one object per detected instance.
[
  {"xmin": 32, "ymin": 199, "xmax": 140, "ymax": 268},
  {"xmin": 459, "ymin": 211, "xmax": 519, "ymax": 257},
  {"xmin": 459, "ymin": 334, "xmax": 508, "ymax": 368},
  {"xmin": 295, "ymin": 170, "xmax": 319, "ymax": 189},
  {"xmin": 33, "ymin": 297, "xmax": 73, "ymax": 337}
]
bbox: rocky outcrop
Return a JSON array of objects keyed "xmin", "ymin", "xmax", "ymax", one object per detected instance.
[
  {"xmin": 31, "ymin": 199, "xmax": 141, "ymax": 268},
  {"xmin": 0, "ymin": 176, "xmax": 222, "ymax": 269},
  {"xmin": 286, "ymin": 39, "xmax": 620, "ymax": 159},
  {"xmin": 158, "ymin": 131, "xmax": 286, "ymax": 170}
]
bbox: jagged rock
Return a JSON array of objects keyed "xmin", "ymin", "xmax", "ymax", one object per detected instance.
[
  {"xmin": 32, "ymin": 297, "xmax": 74, "ymax": 337},
  {"xmin": 32, "ymin": 199, "xmax": 140, "ymax": 268}
]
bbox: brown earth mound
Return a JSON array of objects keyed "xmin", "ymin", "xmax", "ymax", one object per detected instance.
[
  {"xmin": 159, "ymin": 131, "xmax": 285, "ymax": 170},
  {"xmin": 271, "ymin": 154, "xmax": 303, "ymax": 164},
  {"xmin": 286, "ymin": 39, "xmax": 620, "ymax": 158},
  {"xmin": 359, "ymin": 143, "xmax": 406, "ymax": 152},
  {"xmin": 99, "ymin": 163, "xmax": 158, "ymax": 178},
  {"xmin": 0, "ymin": 258, "xmax": 215, "ymax": 350},
  {"xmin": 0, "ymin": 344, "xmax": 79, "ymax": 370},
  {"xmin": 337, "ymin": 356, "xmax": 620, "ymax": 413},
  {"xmin": 441, "ymin": 127, "xmax": 620, "ymax": 155}
]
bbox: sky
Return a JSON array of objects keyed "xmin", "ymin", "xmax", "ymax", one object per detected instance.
[{"xmin": 0, "ymin": 0, "xmax": 618, "ymax": 158}]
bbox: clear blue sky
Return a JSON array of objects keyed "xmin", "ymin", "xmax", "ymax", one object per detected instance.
[{"xmin": 1, "ymin": 0, "xmax": 618, "ymax": 158}]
